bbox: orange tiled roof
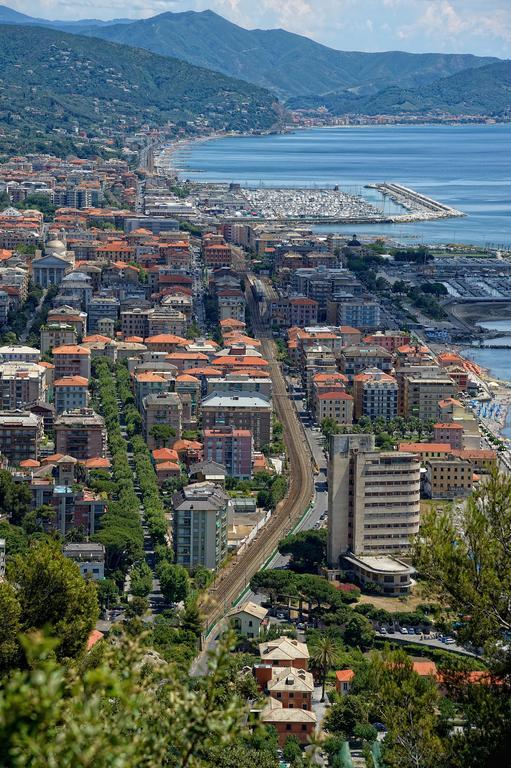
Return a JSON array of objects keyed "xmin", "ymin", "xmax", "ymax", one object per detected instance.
[
  {"xmin": 152, "ymin": 448, "xmax": 179, "ymax": 462},
  {"xmin": 82, "ymin": 457, "xmax": 111, "ymax": 469},
  {"xmin": 54, "ymin": 375, "xmax": 89, "ymax": 387},
  {"xmin": 399, "ymin": 442, "xmax": 451, "ymax": 453},
  {"xmin": 53, "ymin": 345, "xmax": 90, "ymax": 356}
]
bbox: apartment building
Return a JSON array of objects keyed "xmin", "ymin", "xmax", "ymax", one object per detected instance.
[
  {"xmin": 0, "ymin": 411, "xmax": 42, "ymax": 463},
  {"xmin": 0, "ymin": 345, "xmax": 40, "ymax": 363},
  {"xmin": 87, "ymin": 296, "xmax": 120, "ymax": 332},
  {"xmin": 336, "ymin": 297, "xmax": 381, "ymax": 329},
  {"xmin": 217, "ymin": 290, "xmax": 246, "ymax": 323},
  {"xmin": 315, "ymin": 390, "xmax": 354, "ymax": 426},
  {"xmin": 201, "ymin": 392, "xmax": 272, "ymax": 450},
  {"xmin": 432, "ymin": 422, "xmax": 465, "ymax": 449},
  {"xmin": 206, "ymin": 372, "xmax": 272, "ymax": 399},
  {"xmin": 267, "ymin": 667, "xmax": 314, "ymax": 710},
  {"xmin": 362, "ymin": 331, "xmax": 411, "ymax": 353},
  {"xmin": 40, "ymin": 322, "xmax": 77, "ymax": 354},
  {"xmin": 63, "ymin": 542, "xmax": 105, "ymax": 580},
  {"xmin": 270, "ymin": 296, "xmax": 319, "ymax": 328},
  {"xmin": 52, "ymin": 345, "xmax": 91, "ymax": 381},
  {"xmin": 172, "ymin": 482, "xmax": 229, "ymax": 570},
  {"xmin": 403, "ymin": 375, "xmax": 457, "ymax": 421},
  {"xmin": 47, "ymin": 306, "xmax": 87, "ymax": 337},
  {"xmin": 424, "ymin": 456, "xmax": 473, "ymax": 499},
  {"xmin": 54, "ymin": 409, "xmax": 105, "ymax": 460},
  {"xmin": 203, "ymin": 426, "xmax": 253, "ymax": 479},
  {"xmin": 53, "ymin": 376, "xmax": 89, "ymax": 414},
  {"xmin": 340, "ymin": 345, "xmax": 393, "ymax": 379},
  {"xmin": 0, "ymin": 362, "xmax": 47, "ymax": 410},
  {"xmin": 328, "ymin": 433, "xmax": 421, "ymax": 564},
  {"xmin": 134, "ymin": 371, "xmax": 173, "ymax": 410},
  {"xmin": 353, "ymin": 368, "xmax": 398, "ymax": 421},
  {"xmin": 142, "ymin": 391, "xmax": 182, "ymax": 449}
]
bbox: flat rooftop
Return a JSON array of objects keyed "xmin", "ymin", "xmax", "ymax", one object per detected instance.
[{"xmin": 344, "ymin": 554, "xmax": 411, "ymax": 574}]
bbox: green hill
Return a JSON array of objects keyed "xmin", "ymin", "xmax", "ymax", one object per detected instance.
[
  {"xmin": 288, "ymin": 61, "xmax": 511, "ymax": 117},
  {"xmin": 0, "ymin": 24, "xmax": 279, "ymax": 156},
  {"xmin": 73, "ymin": 10, "xmax": 497, "ymax": 99}
]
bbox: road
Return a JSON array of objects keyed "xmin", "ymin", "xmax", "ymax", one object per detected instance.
[{"xmin": 197, "ymin": 283, "xmax": 315, "ymax": 640}]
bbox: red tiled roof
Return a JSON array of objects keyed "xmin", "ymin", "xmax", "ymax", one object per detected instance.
[
  {"xmin": 317, "ymin": 391, "xmax": 353, "ymax": 401},
  {"xmin": 54, "ymin": 376, "xmax": 89, "ymax": 387},
  {"xmin": 335, "ymin": 670, "xmax": 355, "ymax": 683}
]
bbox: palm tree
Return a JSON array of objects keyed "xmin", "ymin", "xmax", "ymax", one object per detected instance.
[{"xmin": 310, "ymin": 636, "xmax": 339, "ymax": 702}]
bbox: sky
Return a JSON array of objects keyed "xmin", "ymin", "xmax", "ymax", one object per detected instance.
[{"xmin": 8, "ymin": 0, "xmax": 511, "ymax": 57}]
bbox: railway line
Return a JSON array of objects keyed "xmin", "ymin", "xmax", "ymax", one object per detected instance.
[{"xmin": 201, "ymin": 285, "xmax": 314, "ymax": 634}]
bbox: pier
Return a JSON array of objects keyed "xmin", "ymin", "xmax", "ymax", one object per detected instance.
[{"xmin": 367, "ymin": 182, "xmax": 465, "ymax": 222}]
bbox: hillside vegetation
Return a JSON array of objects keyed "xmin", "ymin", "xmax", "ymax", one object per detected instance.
[
  {"xmin": 288, "ymin": 60, "xmax": 511, "ymax": 117},
  {"xmin": 0, "ymin": 24, "xmax": 279, "ymax": 156}
]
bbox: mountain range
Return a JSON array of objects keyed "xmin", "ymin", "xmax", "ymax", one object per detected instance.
[
  {"xmin": 0, "ymin": 24, "xmax": 279, "ymax": 156},
  {"xmin": 288, "ymin": 60, "xmax": 511, "ymax": 117},
  {"xmin": 0, "ymin": 5, "xmax": 500, "ymax": 101},
  {"xmin": 0, "ymin": 4, "xmax": 508, "ymax": 128}
]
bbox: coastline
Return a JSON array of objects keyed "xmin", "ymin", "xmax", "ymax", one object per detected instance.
[{"xmin": 158, "ymin": 120, "xmax": 504, "ymax": 178}]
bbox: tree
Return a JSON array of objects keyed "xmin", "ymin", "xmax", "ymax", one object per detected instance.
[
  {"xmin": 279, "ymin": 528, "xmax": 327, "ymax": 573},
  {"xmin": 415, "ymin": 471, "xmax": 511, "ymax": 667},
  {"xmin": 8, "ymin": 540, "xmax": 98, "ymax": 662},
  {"xmin": 96, "ymin": 578, "xmax": 119, "ymax": 611},
  {"xmin": 367, "ymin": 648, "xmax": 443, "ymax": 768},
  {"xmin": 0, "ymin": 633, "xmax": 263, "ymax": 767},
  {"xmin": 130, "ymin": 561, "xmax": 153, "ymax": 598},
  {"xmin": 343, "ymin": 614, "xmax": 375, "ymax": 650},
  {"xmin": 324, "ymin": 695, "xmax": 368, "ymax": 739},
  {"xmin": 157, "ymin": 561, "xmax": 190, "ymax": 604},
  {"xmin": 250, "ymin": 569, "xmax": 298, "ymax": 606},
  {"xmin": 18, "ymin": 193, "xmax": 56, "ymax": 220},
  {"xmin": 0, "ymin": 471, "xmax": 31, "ymax": 526},
  {"xmin": 180, "ymin": 598, "xmax": 203, "ymax": 636},
  {"xmin": 310, "ymin": 635, "xmax": 339, "ymax": 702},
  {"xmin": 283, "ymin": 735, "xmax": 303, "ymax": 765},
  {"xmin": 149, "ymin": 423, "xmax": 176, "ymax": 448},
  {"xmin": 321, "ymin": 417, "xmax": 340, "ymax": 440},
  {"xmin": 0, "ymin": 522, "xmax": 28, "ymax": 556},
  {"xmin": 414, "ymin": 471, "xmax": 511, "ymax": 765},
  {"xmin": 0, "ymin": 582, "xmax": 21, "ymax": 671}
]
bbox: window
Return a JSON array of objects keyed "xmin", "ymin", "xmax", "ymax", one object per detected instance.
[{"xmin": 286, "ymin": 725, "xmax": 292, "ymax": 732}]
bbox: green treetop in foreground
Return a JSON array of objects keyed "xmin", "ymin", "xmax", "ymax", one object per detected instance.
[
  {"xmin": 0, "ymin": 632, "xmax": 281, "ymax": 768},
  {"xmin": 415, "ymin": 470, "xmax": 511, "ymax": 766},
  {"xmin": 0, "ymin": 540, "xmax": 98, "ymax": 670}
]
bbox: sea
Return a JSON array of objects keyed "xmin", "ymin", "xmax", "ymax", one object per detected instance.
[
  {"xmin": 461, "ymin": 320, "xmax": 511, "ymax": 437},
  {"xmin": 172, "ymin": 123, "xmax": 511, "ymax": 248}
]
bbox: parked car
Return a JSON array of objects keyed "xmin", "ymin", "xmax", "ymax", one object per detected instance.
[
  {"xmin": 414, "ymin": 627, "xmax": 422, "ymax": 635},
  {"xmin": 443, "ymin": 636, "xmax": 456, "ymax": 644},
  {"xmin": 379, "ymin": 626, "xmax": 387, "ymax": 634},
  {"xmin": 399, "ymin": 627, "xmax": 408, "ymax": 634}
]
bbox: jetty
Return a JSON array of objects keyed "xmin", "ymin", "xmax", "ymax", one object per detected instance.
[{"xmin": 367, "ymin": 182, "xmax": 465, "ymax": 222}]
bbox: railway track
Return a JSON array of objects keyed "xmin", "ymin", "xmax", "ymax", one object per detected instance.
[{"xmin": 201, "ymin": 288, "xmax": 314, "ymax": 633}]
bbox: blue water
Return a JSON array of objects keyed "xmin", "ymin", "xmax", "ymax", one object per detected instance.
[
  {"xmin": 174, "ymin": 124, "xmax": 511, "ymax": 247},
  {"xmin": 462, "ymin": 338, "xmax": 511, "ymax": 438}
]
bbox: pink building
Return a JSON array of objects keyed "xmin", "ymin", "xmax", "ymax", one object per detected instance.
[
  {"xmin": 52, "ymin": 345, "xmax": 91, "ymax": 381},
  {"xmin": 203, "ymin": 426, "xmax": 253, "ymax": 479},
  {"xmin": 433, "ymin": 422, "xmax": 464, "ymax": 450}
]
